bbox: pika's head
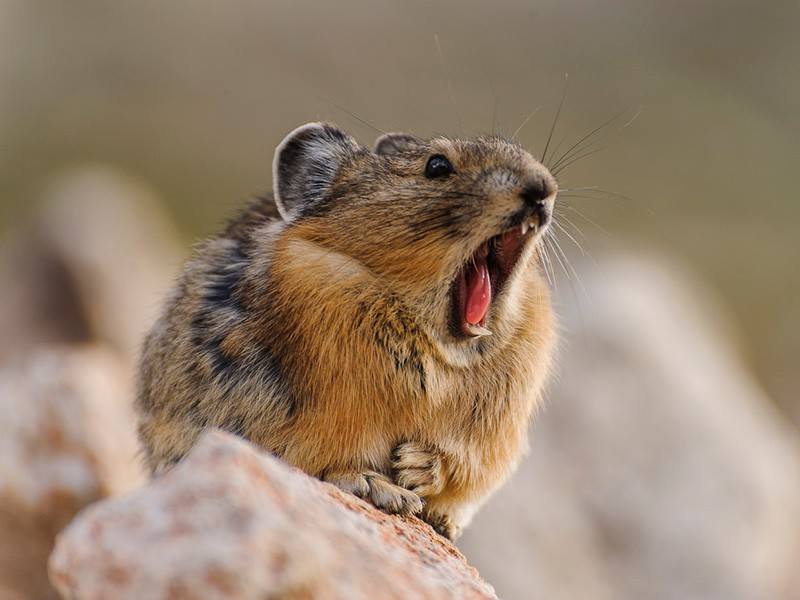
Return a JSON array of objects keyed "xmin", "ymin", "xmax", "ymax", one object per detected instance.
[{"xmin": 273, "ymin": 122, "xmax": 557, "ymax": 343}]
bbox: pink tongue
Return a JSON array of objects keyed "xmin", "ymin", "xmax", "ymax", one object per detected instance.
[{"xmin": 465, "ymin": 250, "xmax": 492, "ymax": 325}]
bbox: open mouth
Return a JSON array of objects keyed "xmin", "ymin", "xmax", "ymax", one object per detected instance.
[{"xmin": 454, "ymin": 220, "xmax": 542, "ymax": 338}]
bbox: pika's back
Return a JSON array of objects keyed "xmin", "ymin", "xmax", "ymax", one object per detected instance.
[{"xmin": 136, "ymin": 122, "xmax": 557, "ymax": 539}]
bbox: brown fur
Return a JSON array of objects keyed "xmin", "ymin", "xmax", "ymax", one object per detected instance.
[{"xmin": 136, "ymin": 123, "xmax": 557, "ymax": 539}]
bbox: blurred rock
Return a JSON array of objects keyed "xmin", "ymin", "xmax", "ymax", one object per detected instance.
[
  {"xmin": 49, "ymin": 430, "xmax": 496, "ymax": 600},
  {"xmin": 0, "ymin": 166, "xmax": 184, "ymax": 364},
  {"xmin": 0, "ymin": 166, "xmax": 179, "ymax": 598},
  {"xmin": 0, "ymin": 345, "xmax": 146, "ymax": 600},
  {"xmin": 460, "ymin": 251, "xmax": 800, "ymax": 600}
]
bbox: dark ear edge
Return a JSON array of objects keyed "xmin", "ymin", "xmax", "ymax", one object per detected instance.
[
  {"xmin": 272, "ymin": 122, "xmax": 359, "ymax": 221},
  {"xmin": 374, "ymin": 132, "xmax": 423, "ymax": 156}
]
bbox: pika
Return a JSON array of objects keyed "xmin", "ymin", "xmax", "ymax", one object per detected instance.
[{"xmin": 136, "ymin": 122, "xmax": 557, "ymax": 539}]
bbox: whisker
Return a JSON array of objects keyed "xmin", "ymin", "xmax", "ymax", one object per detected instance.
[
  {"xmin": 511, "ymin": 107, "xmax": 540, "ymax": 141},
  {"xmin": 545, "ymin": 127, "xmax": 580, "ymax": 170},
  {"xmin": 554, "ymin": 212, "xmax": 590, "ymax": 244},
  {"xmin": 548, "ymin": 229, "xmax": 593, "ymax": 309},
  {"xmin": 559, "ymin": 186, "xmax": 626, "ymax": 197},
  {"xmin": 544, "ymin": 236, "xmax": 564, "ymax": 298},
  {"xmin": 552, "ymin": 147, "xmax": 606, "ymax": 177},
  {"xmin": 435, "ymin": 34, "xmax": 464, "ymax": 135},
  {"xmin": 483, "ymin": 66, "xmax": 500, "ymax": 135},
  {"xmin": 558, "ymin": 194, "xmax": 613, "ymax": 204},
  {"xmin": 559, "ymin": 189, "xmax": 649, "ymax": 215},
  {"xmin": 552, "ymin": 220, "xmax": 588, "ymax": 258},
  {"xmin": 323, "ymin": 100, "xmax": 386, "ymax": 138},
  {"xmin": 544, "ymin": 234, "xmax": 569, "ymax": 281},
  {"xmin": 559, "ymin": 186, "xmax": 632, "ymax": 204},
  {"xmin": 548, "ymin": 105, "xmax": 631, "ymax": 172},
  {"xmin": 552, "ymin": 218, "xmax": 604, "ymax": 275},
  {"xmin": 621, "ymin": 105, "xmax": 644, "ymax": 130},
  {"xmin": 562, "ymin": 205, "xmax": 620, "ymax": 242},
  {"xmin": 541, "ymin": 73, "xmax": 569, "ymax": 164},
  {"xmin": 549, "ymin": 229, "xmax": 593, "ymax": 349},
  {"xmin": 540, "ymin": 242, "xmax": 556, "ymax": 290}
]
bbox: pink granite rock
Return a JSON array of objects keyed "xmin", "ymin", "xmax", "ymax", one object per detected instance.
[{"xmin": 49, "ymin": 430, "xmax": 496, "ymax": 600}]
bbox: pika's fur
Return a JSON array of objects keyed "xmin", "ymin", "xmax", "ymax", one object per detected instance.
[{"xmin": 136, "ymin": 123, "xmax": 557, "ymax": 539}]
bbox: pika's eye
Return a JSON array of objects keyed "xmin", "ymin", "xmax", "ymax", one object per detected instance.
[{"xmin": 424, "ymin": 154, "xmax": 455, "ymax": 179}]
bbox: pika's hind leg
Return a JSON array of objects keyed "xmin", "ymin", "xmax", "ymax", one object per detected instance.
[{"xmin": 325, "ymin": 470, "xmax": 424, "ymax": 515}]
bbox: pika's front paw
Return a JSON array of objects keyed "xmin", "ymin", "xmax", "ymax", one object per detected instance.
[
  {"xmin": 325, "ymin": 470, "xmax": 424, "ymax": 515},
  {"xmin": 391, "ymin": 441, "xmax": 446, "ymax": 498}
]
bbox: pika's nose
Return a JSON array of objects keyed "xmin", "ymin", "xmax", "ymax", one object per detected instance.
[{"xmin": 521, "ymin": 180, "xmax": 555, "ymax": 225}]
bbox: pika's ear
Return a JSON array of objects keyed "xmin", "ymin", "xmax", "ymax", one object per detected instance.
[
  {"xmin": 374, "ymin": 132, "xmax": 423, "ymax": 156},
  {"xmin": 272, "ymin": 123, "xmax": 360, "ymax": 221}
]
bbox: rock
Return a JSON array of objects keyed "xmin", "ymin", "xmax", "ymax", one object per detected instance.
[
  {"xmin": 0, "ymin": 166, "xmax": 184, "ymax": 363},
  {"xmin": 49, "ymin": 430, "xmax": 496, "ymax": 600},
  {"xmin": 459, "ymin": 250, "xmax": 800, "ymax": 600},
  {"xmin": 0, "ymin": 345, "xmax": 146, "ymax": 600}
]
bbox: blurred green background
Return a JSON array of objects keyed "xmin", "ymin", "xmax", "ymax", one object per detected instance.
[{"xmin": 2, "ymin": 0, "xmax": 798, "ymax": 421}]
